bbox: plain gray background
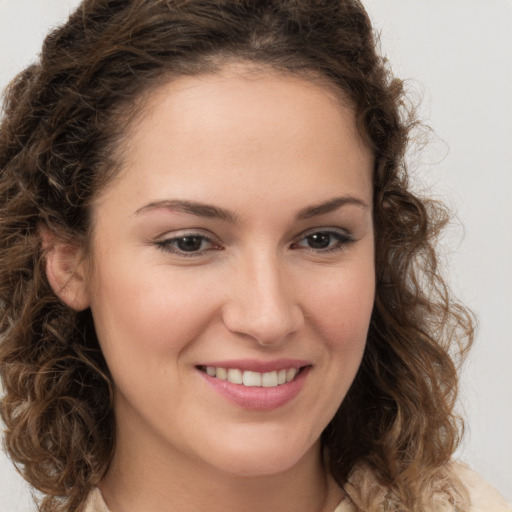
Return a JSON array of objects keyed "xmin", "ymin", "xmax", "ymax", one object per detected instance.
[{"xmin": 1, "ymin": 1, "xmax": 511, "ymax": 510}]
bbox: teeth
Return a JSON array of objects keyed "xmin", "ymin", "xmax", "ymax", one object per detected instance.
[
  {"xmin": 227, "ymin": 368, "xmax": 243, "ymax": 384},
  {"xmin": 216, "ymin": 367, "xmax": 227, "ymax": 381},
  {"xmin": 261, "ymin": 371, "xmax": 278, "ymax": 387},
  {"xmin": 286, "ymin": 368, "xmax": 298, "ymax": 382},
  {"xmin": 242, "ymin": 371, "xmax": 261, "ymax": 387},
  {"xmin": 204, "ymin": 366, "xmax": 301, "ymax": 387}
]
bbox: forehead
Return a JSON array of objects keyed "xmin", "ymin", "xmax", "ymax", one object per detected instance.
[{"xmin": 95, "ymin": 65, "xmax": 373, "ymax": 215}]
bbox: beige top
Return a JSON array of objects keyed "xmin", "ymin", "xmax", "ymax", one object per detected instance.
[{"xmin": 83, "ymin": 462, "xmax": 511, "ymax": 512}]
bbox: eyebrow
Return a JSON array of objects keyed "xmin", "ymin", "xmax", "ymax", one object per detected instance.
[
  {"xmin": 296, "ymin": 196, "xmax": 369, "ymax": 220},
  {"xmin": 134, "ymin": 195, "xmax": 369, "ymax": 222},
  {"xmin": 134, "ymin": 199, "xmax": 238, "ymax": 223}
]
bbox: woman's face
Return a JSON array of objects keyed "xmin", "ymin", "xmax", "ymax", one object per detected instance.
[{"xmin": 86, "ymin": 67, "xmax": 375, "ymax": 478}]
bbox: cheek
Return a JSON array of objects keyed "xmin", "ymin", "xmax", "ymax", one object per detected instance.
[
  {"xmin": 304, "ymin": 260, "xmax": 375, "ymax": 350},
  {"xmin": 89, "ymin": 260, "xmax": 219, "ymax": 360}
]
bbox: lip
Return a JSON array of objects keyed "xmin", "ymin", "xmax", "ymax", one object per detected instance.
[
  {"xmin": 196, "ymin": 359, "xmax": 311, "ymax": 411},
  {"xmin": 197, "ymin": 358, "xmax": 310, "ymax": 373}
]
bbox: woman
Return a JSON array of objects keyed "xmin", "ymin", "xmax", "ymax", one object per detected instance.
[{"xmin": 0, "ymin": 1, "xmax": 509, "ymax": 511}]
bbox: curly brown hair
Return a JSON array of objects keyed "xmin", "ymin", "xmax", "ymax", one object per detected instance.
[{"xmin": 0, "ymin": 1, "xmax": 473, "ymax": 511}]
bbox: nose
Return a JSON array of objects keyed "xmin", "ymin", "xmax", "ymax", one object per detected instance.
[{"xmin": 222, "ymin": 253, "xmax": 304, "ymax": 346}]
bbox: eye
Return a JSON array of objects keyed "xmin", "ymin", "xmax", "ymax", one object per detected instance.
[
  {"xmin": 292, "ymin": 229, "xmax": 354, "ymax": 253},
  {"xmin": 154, "ymin": 233, "xmax": 221, "ymax": 256}
]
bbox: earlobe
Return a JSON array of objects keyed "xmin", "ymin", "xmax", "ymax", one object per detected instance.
[{"xmin": 41, "ymin": 227, "xmax": 91, "ymax": 311}]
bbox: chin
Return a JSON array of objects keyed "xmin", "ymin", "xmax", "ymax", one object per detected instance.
[
  {"xmin": 215, "ymin": 454, "xmax": 303, "ymax": 478},
  {"xmin": 200, "ymin": 432, "xmax": 320, "ymax": 478}
]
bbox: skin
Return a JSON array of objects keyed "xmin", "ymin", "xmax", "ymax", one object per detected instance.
[{"xmin": 74, "ymin": 66, "xmax": 375, "ymax": 512}]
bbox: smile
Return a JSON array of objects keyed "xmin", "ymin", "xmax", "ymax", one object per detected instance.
[
  {"xmin": 198, "ymin": 366, "xmax": 301, "ymax": 387},
  {"xmin": 196, "ymin": 359, "xmax": 311, "ymax": 410}
]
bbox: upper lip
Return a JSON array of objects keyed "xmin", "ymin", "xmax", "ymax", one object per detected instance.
[{"xmin": 196, "ymin": 359, "xmax": 311, "ymax": 373}]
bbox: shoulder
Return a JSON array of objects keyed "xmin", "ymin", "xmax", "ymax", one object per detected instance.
[
  {"xmin": 340, "ymin": 461, "xmax": 511, "ymax": 512},
  {"xmin": 451, "ymin": 461, "xmax": 511, "ymax": 512},
  {"xmin": 82, "ymin": 465, "xmax": 511, "ymax": 512},
  {"xmin": 82, "ymin": 488, "xmax": 110, "ymax": 512}
]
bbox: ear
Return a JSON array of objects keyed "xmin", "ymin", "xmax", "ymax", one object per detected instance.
[{"xmin": 40, "ymin": 227, "xmax": 90, "ymax": 311}]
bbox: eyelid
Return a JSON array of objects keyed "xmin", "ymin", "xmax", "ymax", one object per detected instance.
[
  {"xmin": 153, "ymin": 230, "xmax": 222, "ymax": 257},
  {"xmin": 291, "ymin": 227, "xmax": 355, "ymax": 252},
  {"xmin": 151, "ymin": 226, "xmax": 355, "ymax": 257},
  {"xmin": 295, "ymin": 226, "xmax": 353, "ymax": 240}
]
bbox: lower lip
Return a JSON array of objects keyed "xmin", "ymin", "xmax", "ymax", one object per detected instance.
[{"xmin": 198, "ymin": 367, "xmax": 310, "ymax": 411}]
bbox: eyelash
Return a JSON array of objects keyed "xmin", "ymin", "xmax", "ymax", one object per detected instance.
[
  {"xmin": 153, "ymin": 228, "xmax": 354, "ymax": 257},
  {"xmin": 154, "ymin": 233, "xmax": 220, "ymax": 257},
  {"xmin": 291, "ymin": 229, "xmax": 355, "ymax": 253}
]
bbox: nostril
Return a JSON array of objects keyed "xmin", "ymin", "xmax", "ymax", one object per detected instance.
[{"xmin": 220, "ymin": 273, "xmax": 305, "ymax": 346}]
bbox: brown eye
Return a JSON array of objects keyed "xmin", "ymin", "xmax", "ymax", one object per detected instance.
[
  {"xmin": 155, "ymin": 233, "xmax": 221, "ymax": 256},
  {"xmin": 176, "ymin": 236, "xmax": 205, "ymax": 252},
  {"xmin": 305, "ymin": 232, "xmax": 333, "ymax": 249},
  {"xmin": 293, "ymin": 229, "xmax": 354, "ymax": 253}
]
